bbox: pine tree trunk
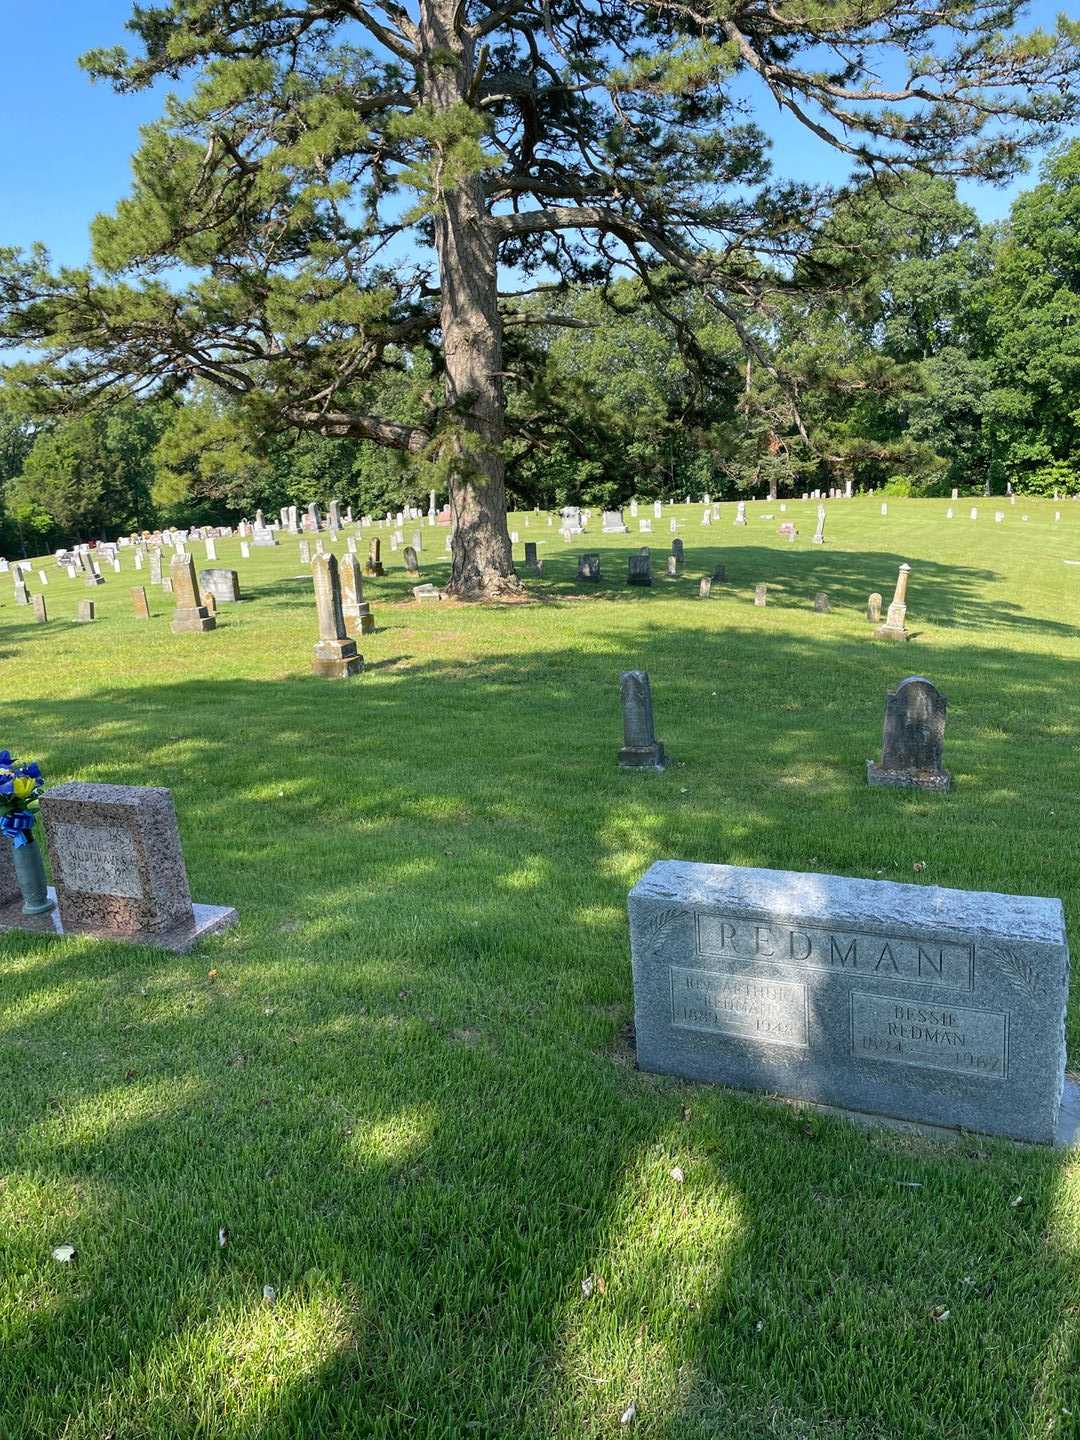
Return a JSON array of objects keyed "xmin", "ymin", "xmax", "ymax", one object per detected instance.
[{"xmin": 420, "ymin": 0, "xmax": 522, "ymax": 600}]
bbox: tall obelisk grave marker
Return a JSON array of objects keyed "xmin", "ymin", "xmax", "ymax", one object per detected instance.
[{"xmin": 628, "ymin": 861, "xmax": 1069, "ymax": 1144}]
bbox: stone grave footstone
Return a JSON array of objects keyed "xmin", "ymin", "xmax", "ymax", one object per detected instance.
[
  {"xmin": 867, "ymin": 676, "xmax": 951, "ymax": 792},
  {"xmin": 754, "ymin": 583, "xmax": 767, "ymax": 606},
  {"xmin": 413, "ymin": 583, "xmax": 441, "ymax": 603},
  {"xmin": 813, "ymin": 592, "xmax": 830, "ymax": 612},
  {"xmin": 628, "ymin": 859, "xmax": 1068, "ymax": 1144},
  {"xmin": 618, "ymin": 671, "xmax": 668, "ymax": 771},
  {"xmin": 27, "ymin": 783, "xmax": 238, "ymax": 952}
]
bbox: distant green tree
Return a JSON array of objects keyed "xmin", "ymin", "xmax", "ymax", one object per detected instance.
[
  {"xmin": 7, "ymin": 401, "xmax": 164, "ymax": 546},
  {"xmin": 982, "ymin": 142, "xmax": 1080, "ymax": 491}
]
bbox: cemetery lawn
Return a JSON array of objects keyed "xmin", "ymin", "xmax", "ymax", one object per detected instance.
[{"xmin": 3, "ymin": 497, "xmax": 1080, "ymax": 1440}]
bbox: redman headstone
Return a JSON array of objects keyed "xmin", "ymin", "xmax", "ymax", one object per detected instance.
[{"xmin": 629, "ymin": 860, "xmax": 1069, "ymax": 1144}]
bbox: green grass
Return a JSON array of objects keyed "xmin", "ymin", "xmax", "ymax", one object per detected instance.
[{"xmin": 2, "ymin": 495, "xmax": 1080, "ymax": 1439}]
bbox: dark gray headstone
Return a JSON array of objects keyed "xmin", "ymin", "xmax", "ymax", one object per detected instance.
[
  {"xmin": 628, "ymin": 554, "xmax": 652, "ymax": 587},
  {"xmin": 867, "ymin": 677, "xmax": 951, "ymax": 792},
  {"xmin": 814, "ymin": 592, "xmax": 830, "ymax": 612},
  {"xmin": 618, "ymin": 671, "xmax": 668, "ymax": 770},
  {"xmin": 578, "ymin": 553, "xmax": 601, "ymax": 582},
  {"xmin": 403, "ymin": 545, "xmax": 419, "ymax": 574},
  {"xmin": 711, "ymin": 564, "xmax": 727, "ymax": 583},
  {"xmin": 671, "ymin": 539, "xmax": 684, "ymax": 562}
]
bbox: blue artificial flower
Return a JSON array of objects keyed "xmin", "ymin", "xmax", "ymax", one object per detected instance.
[
  {"xmin": 0, "ymin": 810, "xmax": 35, "ymax": 847},
  {"xmin": 0, "ymin": 777, "xmax": 13, "ymax": 797},
  {"xmin": 0, "ymin": 751, "xmax": 12, "ymax": 767},
  {"xmin": 18, "ymin": 763, "xmax": 42, "ymax": 780}
]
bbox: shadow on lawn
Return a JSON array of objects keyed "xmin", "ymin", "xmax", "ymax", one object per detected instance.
[{"xmin": 1, "ymin": 620, "xmax": 1079, "ymax": 1436}]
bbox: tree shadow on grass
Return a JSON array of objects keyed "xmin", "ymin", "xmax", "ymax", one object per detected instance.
[{"xmin": 0, "ymin": 623, "xmax": 1079, "ymax": 1437}]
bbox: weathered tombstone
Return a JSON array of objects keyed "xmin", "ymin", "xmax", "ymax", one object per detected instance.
[
  {"xmin": 346, "ymin": 535, "xmax": 358, "ymax": 555},
  {"xmin": 867, "ymin": 592, "xmax": 882, "ymax": 623},
  {"xmin": 37, "ymin": 569, "xmax": 48, "ymax": 586},
  {"xmin": 813, "ymin": 591, "xmax": 830, "ymax": 612},
  {"xmin": 875, "ymin": 563, "xmax": 911, "ymax": 642},
  {"xmin": 253, "ymin": 523, "xmax": 278, "ymax": 547},
  {"xmin": 952, "ymin": 487, "xmax": 959, "ymax": 500},
  {"xmin": 38, "ymin": 783, "xmax": 237, "ymax": 951},
  {"xmin": 711, "ymin": 564, "xmax": 727, "ymax": 583},
  {"xmin": 149, "ymin": 550, "xmax": 163, "ymax": 585},
  {"xmin": 205, "ymin": 538, "xmax": 217, "ymax": 561},
  {"xmin": 413, "ymin": 582, "xmax": 441, "ymax": 603},
  {"xmin": 946, "ymin": 507, "xmax": 954, "ymax": 520},
  {"xmin": 628, "ymin": 553, "xmax": 652, "ymax": 587},
  {"xmin": 13, "ymin": 579, "xmax": 29, "ymax": 606},
  {"xmin": 240, "ymin": 541, "xmax": 251, "ymax": 559},
  {"xmin": 76, "ymin": 600, "xmax": 96, "ymax": 623},
  {"xmin": 699, "ymin": 577, "xmax": 712, "ymax": 599},
  {"xmin": 311, "ymin": 553, "xmax": 363, "ymax": 677},
  {"xmin": 85, "ymin": 564, "xmax": 105, "ymax": 587},
  {"xmin": 31, "ymin": 594, "xmax": 47, "ymax": 624},
  {"xmin": 403, "ymin": 545, "xmax": 420, "ymax": 574},
  {"xmin": 160, "ymin": 576, "xmax": 174, "ymax": 594},
  {"xmin": 366, "ymin": 538, "xmax": 385, "ymax": 577},
  {"xmin": 754, "ymin": 583, "xmax": 767, "ymax": 606},
  {"xmin": 734, "ymin": 501, "xmax": 747, "ymax": 525},
  {"xmin": 169, "ymin": 554, "xmax": 216, "ymax": 634},
  {"xmin": 880, "ymin": 502, "xmax": 888, "ymax": 516},
  {"xmin": 970, "ymin": 507, "xmax": 978, "ymax": 520},
  {"xmin": 628, "ymin": 859, "xmax": 1069, "ymax": 1144},
  {"xmin": 198, "ymin": 569, "xmax": 241, "ymax": 605},
  {"xmin": 995, "ymin": 510, "xmax": 1004, "ymax": 523},
  {"xmin": 299, "ymin": 540, "xmax": 311, "ymax": 564},
  {"xmin": 602, "ymin": 509, "xmax": 629, "ymax": 533},
  {"xmin": 629, "ymin": 499, "xmax": 639, "ymax": 517},
  {"xmin": 618, "ymin": 671, "xmax": 668, "ymax": 771},
  {"xmin": 671, "ymin": 538, "xmax": 684, "ymax": 562},
  {"xmin": 812, "ymin": 505, "xmax": 826, "ymax": 544},
  {"xmin": 653, "ymin": 500, "xmax": 662, "ymax": 518},
  {"xmin": 639, "ymin": 519, "xmax": 652, "ymax": 534},
  {"xmin": 867, "ymin": 676, "xmax": 951, "ymax": 792},
  {"xmin": 666, "ymin": 555, "xmax": 678, "ymax": 578},
  {"xmin": 328, "ymin": 499, "xmax": 342, "ymax": 531},
  {"xmin": 578, "ymin": 553, "xmax": 601, "ymax": 582},
  {"xmin": 339, "ymin": 553, "xmax": 374, "ymax": 636}
]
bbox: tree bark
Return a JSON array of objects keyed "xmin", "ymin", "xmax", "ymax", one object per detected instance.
[{"xmin": 419, "ymin": 0, "xmax": 522, "ymax": 599}]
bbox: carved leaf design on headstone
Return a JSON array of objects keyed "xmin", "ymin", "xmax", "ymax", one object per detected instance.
[
  {"xmin": 640, "ymin": 906, "xmax": 683, "ymax": 954},
  {"xmin": 985, "ymin": 944, "xmax": 1036, "ymax": 996}
]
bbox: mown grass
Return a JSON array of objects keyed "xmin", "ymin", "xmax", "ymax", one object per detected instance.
[{"xmin": 1, "ymin": 495, "xmax": 1079, "ymax": 1439}]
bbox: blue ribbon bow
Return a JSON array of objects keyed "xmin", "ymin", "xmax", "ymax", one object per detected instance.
[{"xmin": 0, "ymin": 811, "xmax": 35, "ymax": 848}]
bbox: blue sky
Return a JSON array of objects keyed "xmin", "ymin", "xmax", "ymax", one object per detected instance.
[{"xmin": 0, "ymin": 0, "xmax": 1069, "ymax": 269}]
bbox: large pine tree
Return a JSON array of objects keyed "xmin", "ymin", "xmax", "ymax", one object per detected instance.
[{"xmin": 1, "ymin": 1, "xmax": 1077, "ymax": 594}]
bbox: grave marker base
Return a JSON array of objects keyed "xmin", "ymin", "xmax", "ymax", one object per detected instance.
[
  {"xmin": 0, "ymin": 888, "xmax": 237, "ymax": 953},
  {"xmin": 866, "ymin": 761, "xmax": 952, "ymax": 792}
]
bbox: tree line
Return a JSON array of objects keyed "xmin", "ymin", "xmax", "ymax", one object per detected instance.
[{"xmin": 2, "ymin": 148, "xmax": 1077, "ymax": 556}]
